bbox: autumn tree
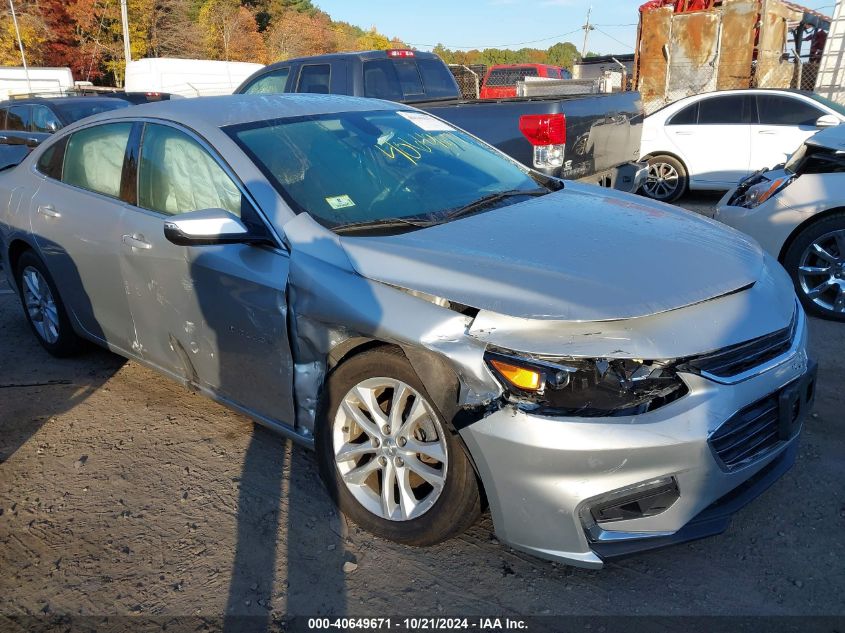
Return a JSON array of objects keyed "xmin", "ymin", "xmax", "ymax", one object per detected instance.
[
  {"xmin": 0, "ymin": 1, "xmax": 46, "ymax": 66},
  {"xmin": 146, "ymin": 0, "xmax": 204, "ymax": 58},
  {"xmin": 198, "ymin": 0, "xmax": 265, "ymax": 62},
  {"xmin": 356, "ymin": 26, "xmax": 390, "ymax": 51}
]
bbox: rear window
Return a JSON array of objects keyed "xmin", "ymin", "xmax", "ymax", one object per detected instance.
[
  {"xmin": 53, "ymin": 99, "xmax": 130, "ymax": 125},
  {"xmin": 364, "ymin": 59, "xmax": 457, "ymax": 102},
  {"xmin": 485, "ymin": 67, "xmax": 539, "ymax": 88}
]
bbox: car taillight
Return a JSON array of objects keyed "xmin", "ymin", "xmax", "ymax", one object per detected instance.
[
  {"xmin": 519, "ymin": 113, "xmax": 566, "ymax": 169},
  {"xmin": 387, "ymin": 49, "xmax": 415, "ymax": 58}
]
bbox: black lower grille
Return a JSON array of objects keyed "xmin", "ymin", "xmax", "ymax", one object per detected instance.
[
  {"xmin": 687, "ymin": 312, "xmax": 796, "ymax": 379},
  {"xmin": 710, "ymin": 393, "xmax": 782, "ymax": 469},
  {"xmin": 709, "ymin": 370, "xmax": 815, "ymax": 470}
]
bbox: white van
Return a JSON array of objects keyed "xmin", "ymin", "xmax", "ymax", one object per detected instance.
[
  {"xmin": 0, "ymin": 67, "xmax": 74, "ymax": 101},
  {"xmin": 124, "ymin": 58, "xmax": 264, "ymax": 98}
]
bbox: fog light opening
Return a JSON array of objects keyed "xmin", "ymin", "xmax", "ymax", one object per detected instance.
[{"xmin": 591, "ymin": 479, "xmax": 680, "ymax": 525}]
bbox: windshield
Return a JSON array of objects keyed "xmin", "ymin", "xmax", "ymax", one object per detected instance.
[
  {"xmin": 53, "ymin": 99, "xmax": 131, "ymax": 124},
  {"xmin": 807, "ymin": 93, "xmax": 845, "ymax": 117},
  {"xmin": 227, "ymin": 109, "xmax": 552, "ymax": 232}
]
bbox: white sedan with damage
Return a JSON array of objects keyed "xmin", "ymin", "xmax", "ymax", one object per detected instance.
[{"xmin": 0, "ymin": 95, "xmax": 816, "ymax": 568}]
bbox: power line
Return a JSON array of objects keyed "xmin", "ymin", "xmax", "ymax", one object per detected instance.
[
  {"xmin": 592, "ymin": 26, "xmax": 635, "ymax": 51},
  {"xmin": 413, "ymin": 28, "xmax": 583, "ymax": 51}
]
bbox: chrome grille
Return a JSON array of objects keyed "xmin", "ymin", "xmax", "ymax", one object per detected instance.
[{"xmin": 688, "ymin": 312, "xmax": 797, "ymax": 379}]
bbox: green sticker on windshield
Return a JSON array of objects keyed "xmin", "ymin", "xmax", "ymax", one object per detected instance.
[{"xmin": 325, "ymin": 195, "xmax": 356, "ymax": 210}]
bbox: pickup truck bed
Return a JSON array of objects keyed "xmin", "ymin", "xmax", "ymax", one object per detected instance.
[{"xmin": 234, "ymin": 50, "xmax": 645, "ymax": 192}]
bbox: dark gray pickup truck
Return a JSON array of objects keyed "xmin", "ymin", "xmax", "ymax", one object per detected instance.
[{"xmin": 234, "ymin": 50, "xmax": 646, "ymax": 191}]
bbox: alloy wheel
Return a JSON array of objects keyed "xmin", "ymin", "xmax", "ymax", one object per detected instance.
[
  {"xmin": 642, "ymin": 162, "xmax": 680, "ymax": 200},
  {"xmin": 332, "ymin": 377, "xmax": 448, "ymax": 522},
  {"xmin": 798, "ymin": 229, "xmax": 845, "ymax": 315},
  {"xmin": 21, "ymin": 266, "xmax": 60, "ymax": 344}
]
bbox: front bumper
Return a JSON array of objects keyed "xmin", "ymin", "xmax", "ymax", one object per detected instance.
[{"xmin": 459, "ymin": 314, "xmax": 813, "ymax": 568}]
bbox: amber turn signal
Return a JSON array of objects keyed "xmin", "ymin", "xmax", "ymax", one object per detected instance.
[{"xmin": 489, "ymin": 358, "xmax": 543, "ymax": 391}]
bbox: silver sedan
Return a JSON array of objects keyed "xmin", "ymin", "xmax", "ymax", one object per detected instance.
[{"xmin": 0, "ymin": 95, "xmax": 816, "ymax": 568}]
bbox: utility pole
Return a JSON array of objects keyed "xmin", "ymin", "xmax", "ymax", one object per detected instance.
[
  {"xmin": 8, "ymin": 0, "xmax": 32, "ymax": 94},
  {"xmin": 581, "ymin": 5, "xmax": 595, "ymax": 59},
  {"xmin": 120, "ymin": 0, "xmax": 131, "ymax": 64}
]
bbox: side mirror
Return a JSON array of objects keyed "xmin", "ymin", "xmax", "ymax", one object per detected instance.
[
  {"xmin": 163, "ymin": 208, "xmax": 266, "ymax": 246},
  {"xmin": 815, "ymin": 114, "xmax": 840, "ymax": 128},
  {"xmin": 46, "ymin": 121, "xmax": 59, "ymax": 133}
]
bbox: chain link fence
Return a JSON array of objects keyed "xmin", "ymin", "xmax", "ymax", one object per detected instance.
[{"xmin": 639, "ymin": 58, "xmax": 823, "ymax": 114}]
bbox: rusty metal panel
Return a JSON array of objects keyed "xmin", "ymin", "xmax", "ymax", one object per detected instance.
[
  {"xmin": 717, "ymin": 0, "xmax": 758, "ymax": 89},
  {"xmin": 756, "ymin": 0, "xmax": 803, "ymax": 87},
  {"xmin": 637, "ymin": 7, "xmax": 673, "ymax": 113},
  {"xmin": 665, "ymin": 12, "xmax": 720, "ymax": 102}
]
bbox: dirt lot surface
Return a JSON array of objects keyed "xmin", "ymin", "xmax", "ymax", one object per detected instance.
[{"xmin": 1, "ymin": 194, "xmax": 844, "ymax": 623}]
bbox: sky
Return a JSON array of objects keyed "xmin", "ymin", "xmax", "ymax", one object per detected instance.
[{"xmin": 314, "ymin": 0, "xmax": 839, "ymax": 56}]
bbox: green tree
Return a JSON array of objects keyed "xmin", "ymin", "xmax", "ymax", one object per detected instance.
[{"xmin": 546, "ymin": 41, "xmax": 580, "ymax": 71}]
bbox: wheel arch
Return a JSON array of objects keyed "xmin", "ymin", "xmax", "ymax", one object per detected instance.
[
  {"xmin": 640, "ymin": 150, "xmax": 689, "ymax": 174},
  {"xmin": 778, "ymin": 206, "xmax": 845, "ymax": 263},
  {"xmin": 7, "ymin": 237, "xmax": 38, "ymax": 283},
  {"xmin": 323, "ymin": 337, "xmax": 487, "ymax": 499}
]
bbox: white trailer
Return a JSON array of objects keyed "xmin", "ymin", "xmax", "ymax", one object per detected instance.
[
  {"xmin": 0, "ymin": 66, "xmax": 74, "ymax": 101},
  {"xmin": 124, "ymin": 58, "xmax": 264, "ymax": 97}
]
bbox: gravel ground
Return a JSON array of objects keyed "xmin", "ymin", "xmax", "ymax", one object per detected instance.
[{"xmin": 1, "ymin": 194, "xmax": 843, "ymax": 622}]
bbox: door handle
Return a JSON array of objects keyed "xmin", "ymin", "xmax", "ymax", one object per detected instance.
[
  {"xmin": 37, "ymin": 204, "xmax": 61, "ymax": 218},
  {"xmin": 122, "ymin": 234, "xmax": 152, "ymax": 250},
  {"xmin": 673, "ymin": 131, "xmax": 694, "ymax": 135},
  {"xmin": 0, "ymin": 135, "xmax": 7, "ymax": 142},
  {"xmin": 757, "ymin": 130, "xmax": 777, "ymax": 135}
]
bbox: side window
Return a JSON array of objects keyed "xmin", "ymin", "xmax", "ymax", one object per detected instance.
[
  {"xmin": 138, "ymin": 123, "xmax": 242, "ymax": 217},
  {"xmin": 697, "ymin": 95, "xmax": 753, "ymax": 124},
  {"xmin": 7, "ymin": 105, "xmax": 29, "ymax": 131},
  {"xmin": 757, "ymin": 95, "xmax": 823, "ymax": 126},
  {"xmin": 297, "ymin": 64, "xmax": 331, "ymax": 94},
  {"xmin": 547, "ymin": 68, "xmax": 562, "ymax": 79},
  {"xmin": 31, "ymin": 106, "xmax": 62, "ymax": 133},
  {"xmin": 36, "ymin": 136, "xmax": 68, "ymax": 180},
  {"xmin": 243, "ymin": 68, "xmax": 290, "ymax": 95},
  {"xmin": 62, "ymin": 123, "xmax": 132, "ymax": 198},
  {"xmin": 669, "ymin": 102, "xmax": 698, "ymax": 125}
]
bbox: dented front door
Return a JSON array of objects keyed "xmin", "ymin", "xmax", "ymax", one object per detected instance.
[{"xmin": 119, "ymin": 121, "xmax": 297, "ymax": 428}]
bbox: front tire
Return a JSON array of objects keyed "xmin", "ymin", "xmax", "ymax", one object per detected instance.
[
  {"xmin": 782, "ymin": 212, "xmax": 845, "ymax": 321},
  {"xmin": 640, "ymin": 154, "xmax": 688, "ymax": 202},
  {"xmin": 15, "ymin": 250, "xmax": 84, "ymax": 356},
  {"xmin": 316, "ymin": 347, "xmax": 481, "ymax": 546}
]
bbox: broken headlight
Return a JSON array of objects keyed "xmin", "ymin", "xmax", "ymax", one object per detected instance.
[
  {"xmin": 731, "ymin": 175, "xmax": 795, "ymax": 208},
  {"xmin": 484, "ymin": 351, "xmax": 688, "ymax": 417}
]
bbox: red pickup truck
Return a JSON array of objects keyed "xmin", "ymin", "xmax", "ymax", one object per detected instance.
[{"xmin": 480, "ymin": 64, "xmax": 573, "ymax": 99}]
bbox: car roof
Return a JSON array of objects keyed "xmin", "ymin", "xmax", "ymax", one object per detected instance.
[
  {"xmin": 647, "ymin": 88, "xmax": 816, "ymax": 118},
  {"xmin": 77, "ymin": 93, "xmax": 405, "ymax": 131},
  {"xmin": 806, "ymin": 123, "xmax": 845, "ymax": 150},
  {"xmin": 0, "ymin": 96, "xmax": 122, "ymax": 108},
  {"xmin": 261, "ymin": 50, "xmax": 441, "ymax": 72}
]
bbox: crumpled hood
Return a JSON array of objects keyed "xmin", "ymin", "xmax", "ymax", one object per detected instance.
[{"xmin": 340, "ymin": 185, "xmax": 764, "ymax": 321}]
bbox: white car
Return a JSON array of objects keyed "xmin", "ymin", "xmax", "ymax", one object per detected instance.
[
  {"xmin": 715, "ymin": 124, "xmax": 845, "ymax": 321},
  {"xmin": 639, "ymin": 89, "xmax": 845, "ymax": 202}
]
